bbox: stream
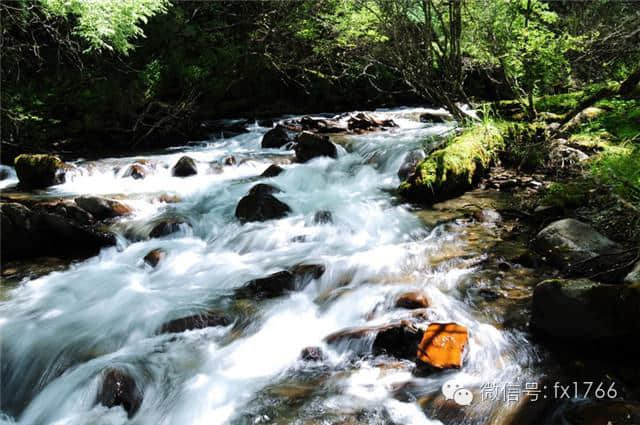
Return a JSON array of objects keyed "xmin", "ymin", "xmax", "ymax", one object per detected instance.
[{"xmin": 1, "ymin": 108, "xmax": 548, "ymax": 425}]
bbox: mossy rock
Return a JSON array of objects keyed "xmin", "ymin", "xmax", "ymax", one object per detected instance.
[
  {"xmin": 14, "ymin": 154, "xmax": 69, "ymax": 189},
  {"xmin": 398, "ymin": 123, "xmax": 503, "ymax": 204}
]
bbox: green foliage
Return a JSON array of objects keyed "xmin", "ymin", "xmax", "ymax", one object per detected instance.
[
  {"xmin": 499, "ymin": 121, "xmax": 548, "ymax": 171},
  {"xmin": 591, "ymin": 147, "xmax": 640, "ymax": 205},
  {"xmin": 40, "ymin": 0, "xmax": 169, "ymax": 54},
  {"xmin": 541, "ymin": 182, "xmax": 590, "ymax": 208},
  {"xmin": 465, "ymin": 0, "xmax": 579, "ymax": 110}
]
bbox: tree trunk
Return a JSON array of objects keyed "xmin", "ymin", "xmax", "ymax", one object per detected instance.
[{"xmin": 619, "ymin": 66, "xmax": 640, "ymax": 95}]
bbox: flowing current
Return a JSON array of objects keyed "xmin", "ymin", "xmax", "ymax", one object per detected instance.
[{"xmin": 1, "ymin": 109, "xmax": 539, "ymax": 425}]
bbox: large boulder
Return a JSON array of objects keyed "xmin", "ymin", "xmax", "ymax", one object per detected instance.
[
  {"xmin": 14, "ymin": 154, "xmax": 69, "ymax": 189},
  {"xmin": 75, "ymin": 196, "xmax": 132, "ymax": 220},
  {"xmin": 158, "ymin": 311, "xmax": 230, "ymax": 334},
  {"xmin": 1, "ymin": 202, "xmax": 116, "ymax": 261},
  {"xmin": 532, "ymin": 218, "xmax": 621, "ymax": 271},
  {"xmin": 419, "ymin": 110, "xmax": 454, "ymax": 123},
  {"xmin": 97, "ymin": 368, "xmax": 142, "ymax": 418},
  {"xmin": 398, "ymin": 124, "xmax": 503, "ymax": 204},
  {"xmin": 372, "ymin": 321, "xmax": 424, "ymax": 359},
  {"xmin": 261, "ymin": 126, "xmax": 291, "ymax": 149},
  {"xmin": 530, "ymin": 278, "xmax": 638, "ymax": 341},
  {"xmin": 298, "ymin": 116, "xmax": 347, "ymax": 133},
  {"xmin": 235, "ymin": 186, "xmax": 291, "ymax": 223},
  {"xmin": 171, "ymin": 156, "xmax": 197, "ymax": 177},
  {"xmin": 416, "ymin": 323, "xmax": 468, "ymax": 369},
  {"xmin": 294, "ymin": 132, "xmax": 338, "ymax": 163}
]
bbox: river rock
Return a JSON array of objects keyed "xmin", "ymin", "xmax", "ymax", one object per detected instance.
[
  {"xmin": 75, "ymin": 196, "xmax": 132, "ymax": 220},
  {"xmin": 50, "ymin": 201, "xmax": 94, "ymax": 225},
  {"xmin": 123, "ymin": 163, "xmax": 147, "ymax": 179},
  {"xmin": 313, "ymin": 210, "xmax": 332, "ymax": 224},
  {"xmin": 300, "ymin": 346, "xmax": 326, "ymax": 362},
  {"xmin": 143, "ymin": 248, "xmax": 166, "ymax": 268},
  {"xmin": 1, "ymin": 202, "xmax": 116, "ymax": 261},
  {"xmin": 530, "ymin": 278, "xmax": 634, "ymax": 341},
  {"xmin": 158, "ymin": 311, "xmax": 230, "ymax": 334},
  {"xmin": 294, "ymin": 132, "xmax": 338, "ymax": 163},
  {"xmin": 248, "ymin": 183, "xmax": 281, "ymax": 197},
  {"xmin": 561, "ymin": 399, "xmax": 640, "ymax": 425},
  {"xmin": 395, "ymin": 291, "xmax": 430, "ymax": 310},
  {"xmin": 97, "ymin": 368, "xmax": 142, "ymax": 417},
  {"xmin": 172, "ymin": 156, "xmax": 197, "ymax": 177},
  {"xmin": 398, "ymin": 149, "xmax": 426, "ymax": 181},
  {"xmin": 235, "ymin": 186, "xmax": 291, "ymax": 223},
  {"xmin": 532, "ymin": 218, "xmax": 621, "ymax": 271},
  {"xmin": 223, "ymin": 156, "xmax": 237, "ymax": 166},
  {"xmin": 419, "ymin": 110, "xmax": 454, "ymax": 123},
  {"xmin": 372, "ymin": 321, "xmax": 423, "ymax": 359},
  {"xmin": 298, "ymin": 116, "xmax": 347, "ymax": 133},
  {"xmin": 347, "ymin": 112, "xmax": 396, "ymax": 131},
  {"xmin": 149, "ymin": 219, "xmax": 188, "ymax": 238},
  {"xmin": 261, "ymin": 164, "xmax": 284, "ymax": 177},
  {"xmin": 624, "ymin": 260, "xmax": 640, "ymax": 284},
  {"xmin": 261, "ymin": 126, "xmax": 291, "ymax": 149},
  {"xmin": 237, "ymin": 264, "xmax": 325, "ymax": 299},
  {"xmin": 14, "ymin": 154, "xmax": 68, "ymax": 189},
  {"xmin": 416, "ymin": 323, "xmax": 468, "ymax": 369}
]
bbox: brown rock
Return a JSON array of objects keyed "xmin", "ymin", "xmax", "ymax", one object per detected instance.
[
  {"xmin": 395, "ymin": 291, "xmax": 430, "ymax": 310},
  {"xmin": 75, "ymin": 196, "xmax": 132, "ymax": 220},
  {"xmin": 416, "ymin": 323, "xmax": 468, "ymax": 369},
  {"xmin": 149, "ymin": 219, "xmax": 188, "ymax": 238},
  {"xmin": 123, "ymin": 163, "xmax": 147, "ymax": 180},
  {"xmin": 171, "ymin": 156, "xmax": 197, "ymax": 177},
  {"xmin": 143, "ymin": 248, "xmax": 166, "ymax": 268},
  {"xmin": 158, "ymin": 311, "xmax": 230, "ymax": 334},
  {"xmin": 97, "ymin": 368, "xmax": 142, "ymax": 418}
]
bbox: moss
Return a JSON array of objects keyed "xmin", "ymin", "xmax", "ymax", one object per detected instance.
[
  {"xmin": 14, "ymin": 154, "xmax": 68, "ymax": 189},
  {"xmin": 399, "ymin": 123, "xmax": 503, "ymax": 204},
  {"xmin": 499, "ymin": 121, "xmax": 548, "ymax": 171}
]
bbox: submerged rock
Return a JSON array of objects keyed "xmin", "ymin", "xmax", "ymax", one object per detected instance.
[
  {"xmin": 235, "ymin": 186, "xmax": 291, "ymax": 223},
  {"xmin": 14, "ymin": 154, "xmax": 69, "ymax": 189},
  {"xmin": 149, "ymin": 219, "xmax": 188, "ymax": 238},
  {"xmin": 395, "ymin": 291, "xmax": 430, "ymax": 310},
  {"xmin": 532, "ymin": 218, "xmax": 621, "ymax": 271},
  {"xmin": 97, "ymin": 368, "xmax": 142, "ymax": 417},
  {"xmin": 416, "ymin": 323, "xmax": 468, "ymax": 369},
  {"xmin": 171, "ymin": 156, "xmax": 197, "ymax": 177},
  {"xmin": 158, "ymin": 311, "xmax": 230, "ymax": 334},
  {"xmin": 294, "ymin": 131, "xmax": 338, "ymax": 163},
  {"xmin": 530, "ymin": 278, "xmax": 636, "ymax": 341},
  {"xmin": 75, "ymin": 196, "xmax": 132, "ymax": 220},
  {"xmin": 313, "ymin": 210, "xmax": 333, "ymax": 224},
  {"xmin": 261, "ymin": 126, "xmax": 291, "ymax": 149},
  {"xmin": 261, "ymin": 164, "xmax": 284, "ymax": 177},
  {"xmin": 143, "ymin": 248, "xmax": 166, "ymax": 268},
  {"xmin": 223, "ymin": 156, "xmax": 237, "ymax": 166}
]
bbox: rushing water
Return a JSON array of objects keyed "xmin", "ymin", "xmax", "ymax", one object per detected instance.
[{"xmin": 1, "ymin": 108, "xmax": 543, "ymax": 425}]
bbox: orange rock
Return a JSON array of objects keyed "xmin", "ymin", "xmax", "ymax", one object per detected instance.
[{"xmin": 416, "ymin": 323, "xmax": 468, "ymax": 369}]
